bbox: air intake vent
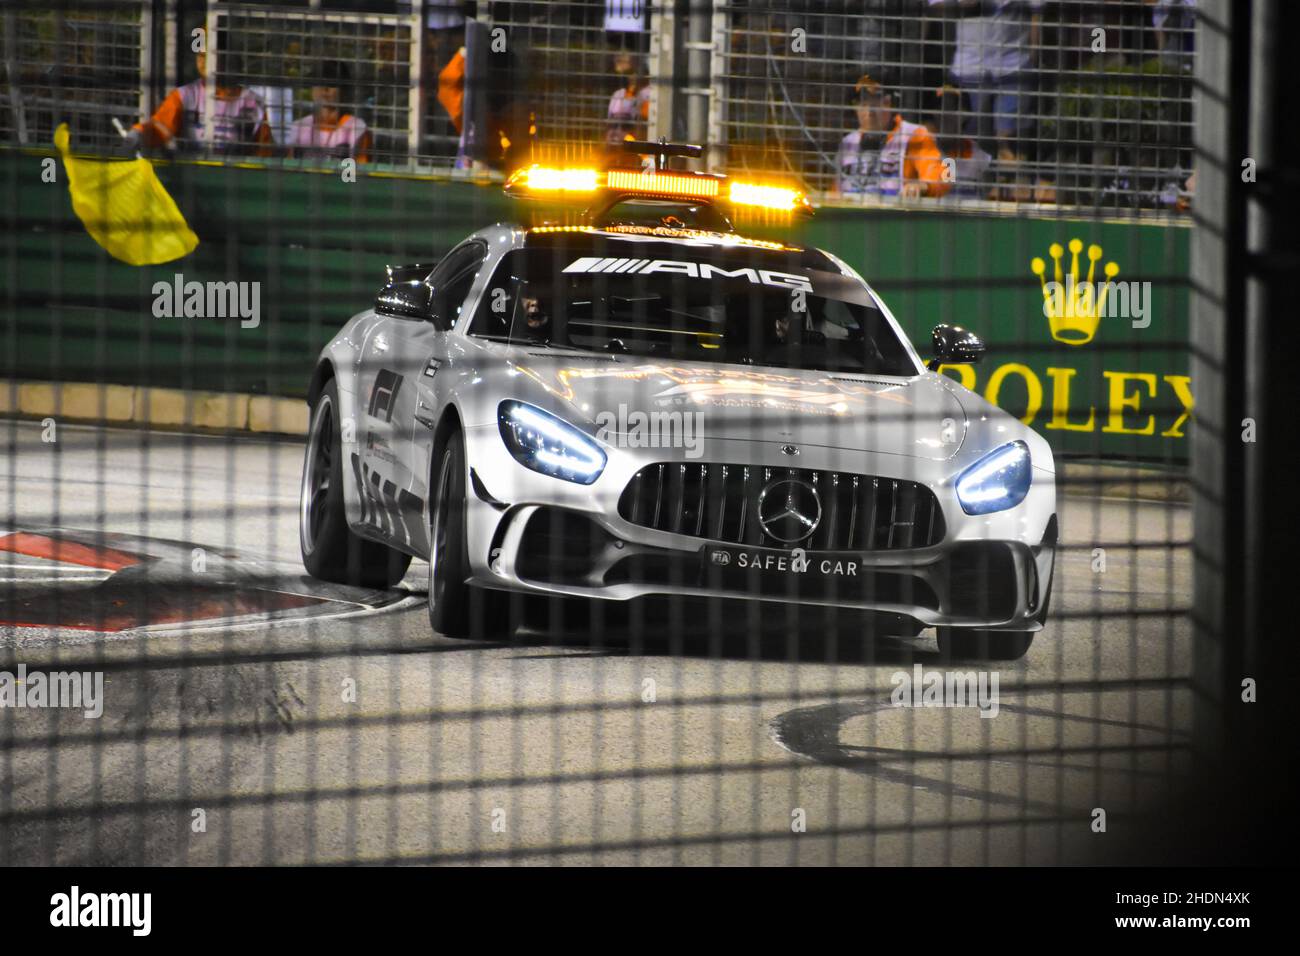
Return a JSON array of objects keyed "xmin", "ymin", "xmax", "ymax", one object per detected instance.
[{"xmin": 618, "ymin": 463, "xmax": 944, "ymax": 551}]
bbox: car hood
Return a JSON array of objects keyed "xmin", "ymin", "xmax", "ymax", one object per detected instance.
[{"xmin": 505, "ymin": 351, "xmax": 968, "ymax": 460}]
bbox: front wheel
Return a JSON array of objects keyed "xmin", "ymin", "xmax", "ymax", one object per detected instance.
[
  {"xmin": 427, "ymin": 430, "xmax": 472, "ymax": 636},
  {"xmin": 936, "ymin": 628, "xmax": 1034, "ymax": 661},
  {"xmin": 426, "ymin": 429, "xmax": 510, "ymax": 639}
]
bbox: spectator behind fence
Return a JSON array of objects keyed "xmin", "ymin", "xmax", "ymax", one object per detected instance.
[
  {"xmin": 1153, "ymin": 0, "xmax": 1197, "ymax": 71},
  {"xmin": 422, "ymin": 0, "xmax": 468, "ymax": 156},
  {"xmin": 129, "ymin": 51, "xmax": 270, "ymax": 156},
  {"xmin": 290, "ymin": 62, "xmax": 371, "ymax": 164},
  {"xmin": 931, "ymin": 0, "xmax": 1043, "ymax": 165},
  {"xmin": 928, "ymin": 85, "xmax": 992, "ymax": 198},
  {"xmin": 439, "ymin": 46, "xmax": 467, "ymax": 135},
  {"xmin": 835, "ymin": 74, "xmax": 950, "ymax": 199},
  {"xmin": 606, "ymin": 53, "xmax": 651, "ymax": 144}
]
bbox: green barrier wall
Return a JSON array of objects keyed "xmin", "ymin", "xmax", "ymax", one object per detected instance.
[{"xmin": 2, "ymin": 149, "xmax": 1190, "ymax": 462}]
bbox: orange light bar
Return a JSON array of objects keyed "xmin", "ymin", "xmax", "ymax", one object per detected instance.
[
  {"xmin": 505, "ymin": 163, "xmax": 814, "ymax": 218},
  {"xmin": 728, "ymin": 181, "xmax": 809, "ymax": 212},
  {"xmin": 508, "ymin": 165, "xmax": 600, "ymax": 193},
  {"xmin": 605, "ymin": 169, "xmax": 721, "ymax": 200}
]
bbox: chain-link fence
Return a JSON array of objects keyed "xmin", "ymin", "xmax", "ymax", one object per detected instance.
[
  {"xmin": 1, "ymin": 0, "xmax": 150, "ymax": 153},
  {"xmin": 204, "ymin": 3, "xmax": 421, "ymax": 165},
  {"xmin": 716, "ymin": 0, "xmax": 1195, "ymax": 212},
  {"xmin": 2, "ymin": 0, "xmax": 1260, "ymax": 871},
  {"xmin": 3, "ymin": 0, "xmax": 1197, "ymax": 215}
]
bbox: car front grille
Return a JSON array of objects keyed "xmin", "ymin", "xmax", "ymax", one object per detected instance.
[{"xmin": 617, "ymin": 463, "xmax": 945, "ymax": 551}]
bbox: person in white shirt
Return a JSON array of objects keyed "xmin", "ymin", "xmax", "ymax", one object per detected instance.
[
  {"xmin": 289, "ymin": 62, "xmax": 371, "ymax": 163},
  {"xmin": 835, "ymin": 75, "xmax": 951, "ymax": 199},
  {"xmin": 130, "ymin": 51, "xmax": 270, "ymax": 156},
  {"xmin": 933, "ymin": 0, "xmax": 1044, "ymax": 163}
]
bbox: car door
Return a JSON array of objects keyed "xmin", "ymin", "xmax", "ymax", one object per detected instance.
[
  {"xmin": 353, "ymin": 281, "xmax": 424, "ymax": 551},
  {"xmin": 357, "ymin": 239, "xmax": 489, "ymax": 554}
]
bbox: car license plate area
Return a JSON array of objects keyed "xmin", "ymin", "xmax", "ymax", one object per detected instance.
[{"xmin": 701, "ymin": 544, "xmax": 876, "ymax": 600}]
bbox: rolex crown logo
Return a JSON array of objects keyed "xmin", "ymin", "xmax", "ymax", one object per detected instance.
[{"xmin": 1031, "ymin": 239, "xmax": 1120, "ymax": 346}]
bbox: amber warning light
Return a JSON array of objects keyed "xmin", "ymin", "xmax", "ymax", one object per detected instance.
[{"xmin": 504, "ymin": 161, "xmax": 812, "ymax": 216}]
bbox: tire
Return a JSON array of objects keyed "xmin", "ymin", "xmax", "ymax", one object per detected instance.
[
  {"xmin": 300, "ymin": 379, "xmax": 412, "ymax": 587},
  {"xmin": 936, "ymin": 628, "xmax": 1034, "ymax": 662},
  {"xmin": 426, "ymin": 429, "xmax": 509, "ymax": 639},
  {"xmin": 427, "ymin": 429, "xmax": 473, "ymax": 636}
]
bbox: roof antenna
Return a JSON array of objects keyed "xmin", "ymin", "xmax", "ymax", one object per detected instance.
[{"xmin": 618, "ymin": 139, "xmax": 703, "ymax": 172}]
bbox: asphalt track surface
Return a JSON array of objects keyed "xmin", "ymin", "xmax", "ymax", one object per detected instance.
[{"xmin": 0, "ymin": 421, "xmax": 1192, "ymax": 865}]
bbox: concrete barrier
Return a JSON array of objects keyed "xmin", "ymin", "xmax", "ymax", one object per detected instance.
[{"xmin": 2, "ymin": 379, "xmax": 305, "ymax": 436}]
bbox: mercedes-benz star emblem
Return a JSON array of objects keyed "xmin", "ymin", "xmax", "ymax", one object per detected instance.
[{"xmin": 757, "ymin": 478, "xmax": 822, "ymax": 544}]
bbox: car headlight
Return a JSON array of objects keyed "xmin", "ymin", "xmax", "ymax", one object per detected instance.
[
  {"xmin": 955, "ymin": 441, "xmax": 1031, "ymax": 515},
  {"xmin": 498, "ymin": 400, "xmax": 607, "ymax": 484}
]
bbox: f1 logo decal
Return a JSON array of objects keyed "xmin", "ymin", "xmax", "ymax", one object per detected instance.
[{"xmin": 368, "ymin": 369, "xmax": 403, "ymax": 423}]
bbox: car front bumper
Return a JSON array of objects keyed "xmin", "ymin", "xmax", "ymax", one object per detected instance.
[{"xmin": 463, "ymin": 420, "xmax": 1057, "ymax": 631}]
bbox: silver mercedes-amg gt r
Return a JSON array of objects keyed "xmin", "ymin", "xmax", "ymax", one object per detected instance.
[{"xmin": 298, "ymin": 162, "xmax": 1056, "ymax": 660}]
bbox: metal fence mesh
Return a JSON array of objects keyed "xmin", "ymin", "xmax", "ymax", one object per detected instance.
[
  {"xmin": 717, "ymin": 0, "xmax": 1196, "ymax": 211},
  {"xmin": 206, "ymin": 3, "xmax": 421, "ymax": 165},
  {"xmin": 2, "ymin": 0, "xmax": 1198, "ymax": 215},
  {"xmin": 1, "ymin": 0, "xmax": 1213, "ymax": 868},
  {"xmin": 1, "ymin": 0, "xmax": 149, "ymax": 153}
]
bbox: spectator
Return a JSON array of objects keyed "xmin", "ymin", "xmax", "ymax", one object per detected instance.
[
  {"xmin": 438, "ymin": 46, "xmax": 467, "ymax": 135},
  {"xmin": 1151, "ymin": 0, "xmax": 1197, "ymax": 71},
  {"xmin": 835, "ymin": 74, "xmax": 950, "ymax": 199},
  {"xmin": 934, "ymin": 0, "xmax": 1043, "ymax": 164},
  {"xmin": 605, "ymin": 53, "xmax": 651, "ymax": 144},
  {"xmin": 928, "ymin": 85, "xmax": 992, "ymax": 197},
  {"xmin": 422, "ymin": 1, "xmax": 468, "ymax": 156},
  {"xmin": 456, "ymin": 20, "xmax": 534, "ymax": 172},
  {"xmin": 130, "ymin": 51, "xmax": 270, "ymax": 156},
  {"xmin": 1177, "ymin": 168, "xmax": 1195, "ymax": 212},
  {"xmin": 290, "ymin": 62, "xmax": 371, "ymax": 163}
]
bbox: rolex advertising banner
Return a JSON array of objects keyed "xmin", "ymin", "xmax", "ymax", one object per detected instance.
[
  {"xmin": 796, "ymin": 210, "xmax": 1191, "ymax": 465},
  {"xmin": 7, "ymin": 150, "xmax": 1190, "ymax": 463}
]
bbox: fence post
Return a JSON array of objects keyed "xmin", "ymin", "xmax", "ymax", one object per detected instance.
[
  {"xmin": 648, "ymin": 0, "xmax": 677, "ymax": 144},
  {"xmin": 163, "ymin": 0, "xmax": 177, "ymax": 104},
  {"xmin": 137, "ymin": 0, "xmax": 153, "ymax": 126},
  {"xmin": 706, "ymin": 0, "xmax": 727, "ymax": 173},
  {"xmin": 203, "ymin": 5, "xmax": 217, "ymax": 155},
  {"xmin": 409, "ymin": 0, "xmax": 424, "ymax": 167},
  {"xmin": 1, "ymin": 8, "xmax": 29, "ymax": 145}
]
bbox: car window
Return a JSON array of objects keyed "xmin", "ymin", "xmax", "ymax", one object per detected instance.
[
  {"xmin": 428, "ymin": 241, "xmax": 487, "ymax": 328},
  {"xmin": 469, "ymin": 246, "xmax": 917, "ymax": 377},
  {"xmin": 469, "ymin": 250, "xmax": 524, "ymax": 339}
]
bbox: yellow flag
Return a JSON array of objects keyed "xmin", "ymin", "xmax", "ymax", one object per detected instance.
[{"xmin": 55, "ymin": 123, "xmax": 199, "ymax": 266}]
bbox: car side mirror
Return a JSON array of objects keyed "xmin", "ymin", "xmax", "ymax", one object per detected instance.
[
  {"xmin": 928, "ymin": 324, "xmax": 986, "ymax": 371},
  {"xmin": 375, "ymin": 281, "xmax": 433, "ymax": 320}
]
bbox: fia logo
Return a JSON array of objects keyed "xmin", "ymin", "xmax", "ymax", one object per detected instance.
[{"xmin": 709, "ymin": 550, "xmax": 731, "ymax": 566}]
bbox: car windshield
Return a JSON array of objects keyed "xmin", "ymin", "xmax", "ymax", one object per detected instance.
[{"xmin": 469, "ymin": 244, "xmax": 918, "ymax": 376}]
